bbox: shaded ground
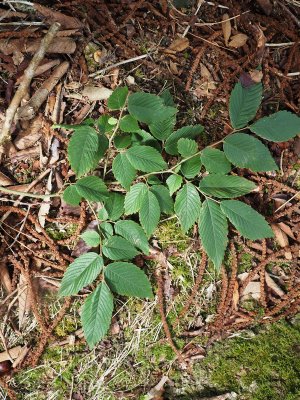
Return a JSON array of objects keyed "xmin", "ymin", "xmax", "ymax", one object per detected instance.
[{"xmin": 0, "ymin": 1, "xmax": 299, "ymax": 399}]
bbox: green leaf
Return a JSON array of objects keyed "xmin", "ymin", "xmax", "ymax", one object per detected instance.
[
  {"xmin": 165, "ymin": 125, "xmax": 204, "ymax": 155},
  {"xmin": 91, "ymin": 134, "xmax": 109, "ymax": 168},
  {"xmin": 139, "ymin": 190, "xmax": 160, "ymax": 237},
  {"xmin": 198, "ymin": 200, "xmax": 228, "ymax": 270},
  {"xmin": 131, "ymin": 129, "xmax": 160, "ymax": 151},
  {"xmin": 147, "ymin": 176, "xmax": 161, "ymax": 185},
  {"xmin": 160, "ymin": 89, "xmax": 175, "ymax": 107},
  {"xmin": 107, "ymin": 86, "xmax": 128, "ymax": 110},
  {"xmin": 97, "ymin": 115, "xmax": 113, "ymax": 134},
  {"xmin": 150, "ymin": 185, "xmax": 174, "ymax": 214},
  {"xmin": 59, "ymin": 253, "xmax": 103, "ymax": 297},
  {"xmin": 115, "ymin": 220, "xmax": 149, "ymax": 254},
  {"xmin": 177, "ymin": 138, "xmax": 198, "ymax": 157},
  {"xmin": 104, "ymin": 192, "xmax": 124, "ymax": 221},
  {"xmin": 166, "ymin": 175, "xmax": 183, "ymax": 195},
  {"xmin": 105, "ymin": 262, "xmax": 153, "ymax": 298},
  {"xmin": 126, "ymin": 146, "xmax": 167, "ymax": 172},
  {"xmin": 250, "ymin": 111, "xmax": 300, "ymax": 142},
  {"xmin": 114, "ymin": 134, "xmax": 131, "ymax": 149},
  {"xmin": 149, "ymin": 114, "xmax": 176, "ymax": 140},
  {"xmin": 81, "ymin": 282, "xmax": 113, "ymax": 348},
  {"xmin": 174, "ymin": 183, "xmax": 201, "ymax": 232},
  {"xmin": 220, "ymin": 200, "xmax": 274, "ymax": 240},
  {"xmin": 99, "ymin": 222, "xmax": 113, "ymax": 238},
  {"xmin": 124, "ymin": 183, "xmax": 148, "ymax": 215},
  {"xmin": 112, "ymin": 153, "xmax": 136, "ymax": 190},
  {"xmin": 63, "ymin": 185, "xmax": 81, "ymax": 206},
  {"xmin": 102, "ymin": 235, "xmax": 140, "ymax": 260},
  {"xmin": 199, "ymin": 175, "xmax": 256, "ymax": 198},
  {"xmin": 229, "ymin": 81, "xmax": 262, "ymax": 129},
  {"xmin": 80, "ymin": 231, "xmax": 101, "ymax": 247},
  {"xmin": 127, "ymin": 92, "xmax": 165, "ymax": 125},
  {"xmin": 119, "ymin": 115, "xmax": 139, "ymax": 132},
  {"xmin": 201, "ymin": 148, "xmax": 231, "ymax": 174},
  {"xmin": 98, "ymin": 208, "xmax": 108, "ymax": 220},
  {"xmin": 67, "ymin": 126, "xmax": 99, "ymax": 177},
  {"xmin": 181, "ymin": 155, "xmax": 202, "ymax": 179},
  {"xmin": 223, "ymin": 133, "xmax": 278, "ymax": 172},
  {"xmin": 75, "ymin": 176, "xmax": 108, "ymax": 202}
]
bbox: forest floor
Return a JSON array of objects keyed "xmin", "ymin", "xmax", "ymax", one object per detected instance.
[{"xmin": 0, "ymin": 1, "xmax": 299, "ymax": 399}]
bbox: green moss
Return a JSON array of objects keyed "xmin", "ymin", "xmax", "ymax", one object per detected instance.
[
  {"xmin": 239, "ymin": 252, "xmax": 253, "ymax": 273},
  {"xmin": 202, "ymin": 320, "xmax": 300, "ymax": 400},
  {"xmin": 46, "ymin": 222, "xmax": 78, "ymax": 241}
]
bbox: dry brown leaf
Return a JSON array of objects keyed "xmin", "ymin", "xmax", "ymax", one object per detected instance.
[
  {"xmin": 271, "ymin": 224, "xmax": 289, "ymax": 247},
  {"xmin": 265, "ymin": 272, "xmax": 285, "ymax": 297},
  {"xmin": 0, "ymin": 257, "xmax": 12, "ymax": 293},
  {"xmin": 228, "ymin": 33, "xmax": 248, "ymax": 48},
  {"xmin": 169, "ymin": 60, "xmax": 179, "ymax": 75},
  {"xmin": 277, "ymin": 222, "xmax": 297, "ymax": 240},
  {"xmin": 232, "ymin": 280, "xmax": 239, "ymax": 310},
  {"xmin": 222, "ymin": 13, "xmax": 231, "ymax": 46},
  {"xmin": 256, "ymin": 0, "xmax": 273, "ymax": 15},
  {"xmin": 241, "ymin": 282, "xmax": 260, "ymax": 301},
  {"xmin": 14, "ymin": 115, "xmax": 43, "ymax": 150},
  {"xmin": 0, "ymin": 346, "xmax": 23, "ymax": 362},
  {"xmin": 0, "ymin": 171, "xmax": 13, "ymax": 186},
  {"xmin": 249, "ymin": 70, "xmax": 263, "ymax": 83},
  {"xmin": 33, "ymin": 3, "xmax": 83, "ymax": 29},
  {"xmin": 167, "ymin": 37, "xmax": 189, "ymax": 52},
  {"xmin": 18, "ymin": 274, "xmax": 31, "ymax": 329},
  {"xmin": 81, "ymin": 86, "xmax": 112, "ymax": 101}
]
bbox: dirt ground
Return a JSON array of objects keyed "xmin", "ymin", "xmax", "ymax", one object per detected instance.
[{"xmin": 0, "ymin": 1, "xmax": 299, "ymax": 399}]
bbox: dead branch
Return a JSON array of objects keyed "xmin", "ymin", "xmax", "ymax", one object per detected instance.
[
  {"xmin": 33, "ymin": 3, "xmax": 83, "ymax": 29},
  {"xmin": 0, "ymin": 22, "xmax": 61, "ymax": 146},
  {"xmin": 0, "ymin": 37, "xmax": 76, "ymax": 55},
  {"xmin": 17, "ymin": 61, "xmax": 69, "ymax": 120}
]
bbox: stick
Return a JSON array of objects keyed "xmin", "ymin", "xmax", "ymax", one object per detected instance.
[
  {"xmin": 17, "ymin": 61, "xmax": 69, "ymax": 120},
  {"xmin": 0, "ymin": 22, "xmax": 61, "ymax": 146}
]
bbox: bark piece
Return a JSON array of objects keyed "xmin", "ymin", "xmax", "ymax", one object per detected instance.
[
  {"xmin": 33, "ymin": 3, "xmax": 83, "ymax": 29},
  {"xmin": 0, "ymin": 37, "xmax": 75, "ymax": 55}
]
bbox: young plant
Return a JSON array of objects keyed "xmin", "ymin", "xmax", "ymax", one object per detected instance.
[{"xmin": 54, "ymin": 80, "xmax": 300, "ymax": 348}]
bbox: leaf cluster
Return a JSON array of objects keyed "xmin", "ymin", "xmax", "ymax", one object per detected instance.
[{"xmin": 54, "ymin": 80, "xmax": 300, "ymax": 348}]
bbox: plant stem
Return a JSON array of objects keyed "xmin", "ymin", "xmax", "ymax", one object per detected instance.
[{"xmin": 0, "ymin": 186, "xmax": 61, "ymax": 199}]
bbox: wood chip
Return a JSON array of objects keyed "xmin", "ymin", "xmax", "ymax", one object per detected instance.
[
  {"xmin": 18, "ymin": 274, "xmax": 31, "ymax": 329},
  {"xmin": 277, "ymin": 222, "xmax": 297, "ymax": 241},
  {"xmin": 222, "ymin": 13, "xmax": 231, "ymax": 46},
  {"xmin": 228, "ymin": 33, "xmax": 248, "ymax": 48},
  {"xmin": 81, "ymin": 86, "xmax": 113, "ymax": 101}
]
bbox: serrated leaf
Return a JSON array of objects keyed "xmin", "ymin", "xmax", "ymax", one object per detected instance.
[
  {"xmin": 174, "ymin": 183, "xmax": 201, "ymax": 232},
  {"xmin": 75, "ymin": 176, "xmax": 108, "ymax": 202},
  {"xmin": 99, "ymin": 222, "xmax": 113, "ymax": 238},
  {"xmin": 59, "ymin": 253, "xmax": 103, "ymax": 297},
  {"xmin": 105, "ymin": 262, "xmax": 153, "ymax": 298},
  {"xmin": 91, "ymin": 134, "xmax": 109, "ymax": 168},
  {"xmin": 115, "ymin": 220, "xmax": 149, "ymax": 254},
  {"xmin": 198, "ymin": 200, "xmax": 228, "ymax": 270},
  {"xmin": 177, "ymin": 138, "xmax": 198, "ymax": 157},
  {"xmin": 229, "ymin": 81, "xmax": 262, "ymax": 129},
  {"xmin": 165, "ymin": 125, "xmax": 204, "ymax": 155},
  {"xmin": 199, "ymin": 175, "xmax": 256, "ymax": 198},
  {"xmin": 81, "ymin": 282, "xmax": 113, "ymax": 348},
  {"xmin": 223, "ymin": 133, "xmax": 278, "ymax": 172},
  {"xmin": 181, "ymin": 155, "xmax": 202, "ymax": 179},
  {"xmin": 98, "ymin": 208, "xmax": 108, "ymax": 220},
  {"xmin": 220, "ymin": 200, "xmax": 274, "ymax": 239},
  {"xmin": 201, "ymin": 148, "xmax": 231, "ymax": 174},
  {"xmin": 250, "ymin": 111, "xmax": 300, "ymax": 142},
  {"xmin": 107, "ymin": 86, "xmax": 128, "ymax": 110},
  {"xmin": 149, "ymin": 114, "xmax": 176, "ymax": 140},
  {"xmin": 166, "ymin": 174, "xmax": 183, "ymax": 195},
  {"xmin": 139, "ymin": 190, "xmax": 160, "ymax": 237},
  {"xmin": 102, "ymin": 235, "xmax": 140, "ymax": 260},
  {"xmin": 131, "ymin": 129, "xmax": 160, "ymax": 151},
  {"xmin": 114, "ymin": 134, "xmax": 131, "ymax": 149},
  {"xmin": 120, "ymin": 114, "xmax": 140, "ymax": 132},
  {"xmin": 97, "ymin": 115, "xmax": 113, "ymax": 134},
  {"xmin": 150, "ymin": 185, "xmax": 174, "ymax": 214},
  {"xmin": 127, "ymin": 92, "xmax": 165, "ymax": 125},
  {"xmin": 67, "ymin": 126, "xmax": 99, "ymax": 177},
  {"xmin": 112, "ymin": 153, "xmax": 136, "ymax": 190},
  {"xmin": 160, "ymin": 89, "xmax": 175, "ymax": 107},
  {"xmin": 126, "ymin": 146, "xmax": 167, "ymax": 172},
  {"xmin": 104, "ymin": 192, "xmax": 124, "ymax": 221},
  {"xmin": 80, "ymin": 231, "xmax": 101, "ymax": 247},
  {"xmin": 124, "ymin": 183, "xmax": 148, "ymax": 215},
  {"xmin": 63, "ymin": 185, "xmax": 81, "ymax": 206}
]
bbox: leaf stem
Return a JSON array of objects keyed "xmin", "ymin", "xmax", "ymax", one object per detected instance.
[{"xmin": 0, "ymin": 185, "xmax": 61, "ymax": 199}]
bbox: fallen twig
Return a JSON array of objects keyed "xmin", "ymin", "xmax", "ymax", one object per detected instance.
[{"xmin": 0, "ymin": 22, "xmax": 61, "ymax": 146}]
